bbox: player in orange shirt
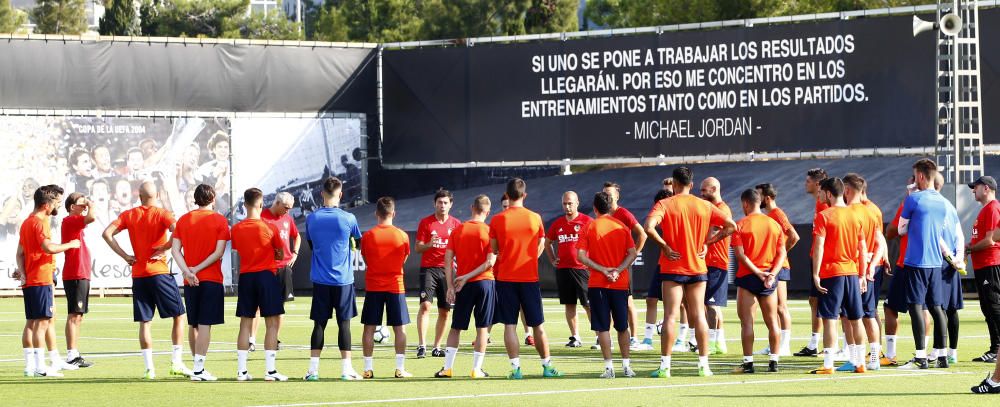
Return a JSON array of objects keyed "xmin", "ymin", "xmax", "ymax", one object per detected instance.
[
  {"xmin": 436, "ymin": 195, "xmax": 497, "ymax": 379},
  {"xmin": 578, "ymin": 192, "xmax": 638, "ymax": 378},
  {"xmin": 490, "ymin": 178, "xmax": 563, "ymax": 379},
  {"xmin": 15, "ymin": 185, "xmax": 79, "ymax": 378},
  {"xmin": 601, "ymin": 182, "xmax": 646, "ymax": 350},
  {"xmin": 170, "ymin": 184, "xmax": 231, "ymax": 381},
  {"xmin": 810, "ymin": 177, "xmax": 868, "ymax": 375},
  {"xmin": 700, "ymin": 177, "xmax": 732, "ymax": 355},
  {"xmin": 844, "ymin": 173, "xmax": 888, "ymax": 371},
  {"xmin": 645, "ymin": 167, "xmax": 736, "ymax": 378},
  {"xmin": 797, "ymin": 168, "xmax": 830, "ymax": 358},
  {"xmin": 232, "ymin": 188, "xmax": 287, "ymax": 381},
  {"xmin": 731, "ymin": 189, "xmax": 786, "ymax": 374},
  {"xmin": 102, "ymin": 181, "xmax": 190, "ymax": 379},
  {"xmin": 359, "ymin": 197, "xmax": 412, "ymax": 379},
  {"xmin": 754, "ymin": 183, "xmax": 800, "ymax": 357}
]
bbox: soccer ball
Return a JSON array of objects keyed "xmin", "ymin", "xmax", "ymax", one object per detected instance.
[
  {"xmin": 374, "ymin": 325, "xmax": 391, "ymax": 343},
  {"xmin": 656, "ymin": 320, "xmax": 664, "ymax": 335}
]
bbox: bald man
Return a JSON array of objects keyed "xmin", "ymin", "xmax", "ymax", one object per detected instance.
[
  {"xmin": 103, "ymin": 181, "xmax": 191, "ymax": 379},
  {"xmin": 545, "ymin": 191, "xmax": 594, "ymax": 347},
  {"xmin": 701, "ymin": 177, "xmax": 732, "ymax": 355}
]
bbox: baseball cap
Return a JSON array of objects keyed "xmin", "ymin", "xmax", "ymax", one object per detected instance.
[{"xmin": 967, "ymin": 175, "xmax": 997, "ymax": 190}]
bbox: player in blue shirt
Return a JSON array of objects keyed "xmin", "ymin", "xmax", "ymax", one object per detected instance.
[
  {"xmin": 304, "ymin": 177, "xmax": 363, "ymax": 381},
  {"xmin": 934, "ymin": 173, "xmax": 965, "ymax": 366},
  {"xmin": 897, "ymin": 159, "xmax": 951, "ymax": 370}
]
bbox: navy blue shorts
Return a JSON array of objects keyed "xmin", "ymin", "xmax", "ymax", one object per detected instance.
[
  {"xmin": 23, "ymin": 285, "xmax": 53, "ymax": 320},
  {"xmin": 646, "ymin": 266, "xmax": 663, "ymax": 300},
  {"xmin": 735, "ymin": 274, "xmax": 776, "ymax": 297},
  {"xmin": 361, "ymin": 292, "xmax": 410, "ymax": 326},
  {"xmin": 903, "ymin": 265, "xmax": 943, "ymax": 307},
  {"xmin": 236, "ymin": 271, "xmax": 284, "ymax": 318},
  {"xmin": 884, "ymin": 265, "xmax": 908, "ymax": 313},
  {"xmin": 705, "ymin": 267, "xmax": 729, "ymax": 307},
  {"xmin": 861, "ymin": 266, "xmax": 885, "ymax": 319},
  {"xmin": 184, "ymin": 282, "xmax": 225, "ymax": 326},
  {"xmin": 133, "ymin": 274, "xmax": 186, "ymax": 322},
  {"xmin": 588, "ymin": 288, "xmax": 630, "ymax": 332},
  {"xmin": 452, "ymin": 280, "xmax": 496, "ymax": 330},
  {"xmin": 495, "ymin": 281, "xmax": 543, "ymax": 327},
  {"xmin": 310, "ymin": 282, "xmax": 357, "ymax": 321},
  {"xmin": 777, "ymin": 267, "xmax": 791, "ymax": 282},
  {"xmin": 939, "ymin": 265, "xmax": 964, "ymax": 311},
  {"xmin": 818, "ymin": 275, "xmax": 863, "ymax": 320},
  {"xmin": 660, "ymin": 273, "xmax": 709, "ymax": 285}
]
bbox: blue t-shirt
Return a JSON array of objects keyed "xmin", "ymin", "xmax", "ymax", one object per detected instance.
[
  {"xmin": 900, "ymin": 190, "xmax": 949, "ymax": 268},
  {"xmin": 306, "ymin": 207, "xmax": 362, "ymax": 286},
  {"xmin": 941, "ymin": 201, "xmax": 962, "ymax": 256}
]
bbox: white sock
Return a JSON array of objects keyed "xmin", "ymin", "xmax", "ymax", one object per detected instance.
[
  {"xmin": 870, "ymin": 344, "xmax": 881, "ymax": 363},
  {"xmin": 525, "ymin": 331, "xmax": 532, "ymax": 338},
  {"xmin": 363, "ymin": 356, "xmax": 374, "ymax": 372},
  {"xmin": 853, "ymin": 344, "xmax": 863, "ymax": 366},
  {"xmin": 510, "ymin": 357, "xmax": 520, "ymax": 369},
  {"xmin": 839, "ymin": 335, "xmax": 847, "ymax": 351},
  {"xmin": 780, "ymin": 330, "xmax": 791, "ymax": 350},
  {"xmin": 948, "ymin": 348, "xmax": 958, "ymax": 359},
  {"xmin": 717, "ymin": 328, "xmax": 726, "ymax": 344},
  {"xmin": 988, "ymin": 377, "xmax": 1000, "ymax": 387},
  {"xmin": 541, "ymin": 357, "xmax": 551, "ymax": 367},
  {"xmin": 265, "ymin": 350, "xmax": 277, "ymax": 372},
  {"xmin": 24, "ymin": 348, "xmax": 35, "ymax": 372},
  {"xmin": 342, "ymin": 357, "xmax": 354, "ymax": 374},
  {"xmin": 171, "ymin": 345, "xmax": 183, "ymax": 365},
  {"xmin": 444, "ymin": 347, "xmax": 458, "ymax": 370},
  {"xmin": 808, "ymin": 333, "xmax": 820, "ymax": 350},
  {"xmin": 309, "ymin": 357, "xmax": 320, "ymax": 374},
  {"xmin": 934, "ymin": 348, "xmax": 946, "ymax": 359},
  {"xmin": 659, "ymin": 355, "xmax": 671, "ymax": 370},
  {"xmin": 249, "ymin": 336, "xmax": 256, "ymax": 346},
  {"xmin": 769, "ymin": 353, "xmax": 779, "ymax": 362},
  {"xmin": 644, "ymin": 323, "xmax": 656, "ymax": 340},
  {"xmin": 143, "ymin": 349, "xmax": 155, "ymax": 371},
  {"xmin": 743, "ymin": 355, "xmax": 753, "ymax": 363},
  {"xmin": 237, "ymin": 350, "xmax": 248, "ymax": 373},
  {"xmin": 925, "ymin": 336, "xmax": 931, "ymax": 351},
  {"xmin": 708, "ymin": 329, "xmax": 717, "ymax": 343},
  {"xmin": 35, "ymin": 348, "xmax": 46, "ymax": 371},
  {"xmin": 698, "ymin": 355, "xmax": 709, "ymax": 368},
  {"xmin": 678, "ymin": 324, "xmax": 689, "ymax": 342},
  {"xmin": 193, "ymin": 354, "xmax": 206, "ymax": 372},
  {"xmin": 395, "ymin": 354, "xmax": 405, "ymax": 371},
  {"xmin": 472, "ymin": 351, "xmax": 485, "ymax": 370},
  {"xmin": 823, "ymin": 350, "xmax": 835, "ymax": 369},
  {"xmin": 915, "ymin": 349, "xmax": 927, "ymax": 359},
  {"xmin": 49, "ymin": 350, "xmax": 61, "ymax": 366},
  {"xmin": 604, "ymin": 359, "xmax": 613, "ymax": 370},
  {"xmin": 886, "ymin": 335, "xmax": 897, "ymax": 358},
  {"xmin": 622, "ymin": 358, "xmax": 631, "ymax": 368},
  {"xmin": 66, "ymin": 349, "xmax": 79, "ymax": 361}
]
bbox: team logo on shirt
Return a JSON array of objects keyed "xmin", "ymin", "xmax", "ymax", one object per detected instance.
[{"xmin": 557, "ymin": 226, "xmax": 579, "ymax": 244}]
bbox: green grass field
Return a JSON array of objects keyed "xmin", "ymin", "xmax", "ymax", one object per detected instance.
[{"xmin": 0, "ymin": 295, "xmax": 996, "ymax": 406}]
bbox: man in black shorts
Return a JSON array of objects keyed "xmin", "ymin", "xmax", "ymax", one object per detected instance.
[
  {"xmin": 415, "ymin": 189, "xmax": 461, "ymax": 358},
  {"xmin": 544, "ymin": 191, "xmax": 593, "ymax": 347}
]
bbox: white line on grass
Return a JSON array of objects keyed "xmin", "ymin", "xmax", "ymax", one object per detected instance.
[{"xmin": 249, "ymin": 371, "xmax": 973, "ymax": 407}]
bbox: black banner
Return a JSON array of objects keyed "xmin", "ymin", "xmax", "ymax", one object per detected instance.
[{"xmin": 383, "ymin": 12, "xmax": 976, "ymax": 164}]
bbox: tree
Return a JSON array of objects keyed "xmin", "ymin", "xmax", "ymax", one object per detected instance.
[
  {"xmin": 99, "ymin": 0, "xmax": 141, "ymax": 36},
  {"xmin": 419, "ymin": 0, "xmax": 578, "ymax": 41},
  {"xmin": 0, "ymin": 0, "xmax": 27, "ymax": 33},
  {"xmin": 584, "ymin": 0, "xmax": 936, "ymax": 29},
  {"xmin": 147, "ymin": 0, "xmax": 248, "ymax": 37},
  {"xmin": 31, "ymin": 0, "xmax": 88, "ymax": 34},
  {"xmin": 222, "ymin": 8, "xmax": 302, "ymax": 40},
  {"xmin": 313, "ymin": 0, "xmax": 423, "ymax": 42}
]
